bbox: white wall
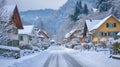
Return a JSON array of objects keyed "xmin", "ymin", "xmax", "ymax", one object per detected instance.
[{"xmin": 19, "ymin": 35, "xmax": 29, "ymax": 45}]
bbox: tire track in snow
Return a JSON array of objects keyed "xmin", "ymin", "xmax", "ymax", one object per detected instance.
[
  {"xmin": 43, "ymin": 55, "xmax": 52, "ymax": 67},
  {"xmin": 63, "ymin": 53, "xmax": 83, "ymax": 67},
  {"xmin": 43, "ymin": 54, "xmax": 57, "ymax": 67},
  {"xmin": 55, "ymin": 54, "xmax": 59, "ymax": 67}
]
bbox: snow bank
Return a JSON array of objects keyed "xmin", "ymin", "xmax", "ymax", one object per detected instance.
[
  {"xmin": 0, "ymin": 45, "xmax": 20, "ymax": 51},
  {"xmin": 69, "ymin": 51, "xmax": 120, "ymax": 67},
  {"xmin": 0, "ymin": 57, "xmax": 16, "ymax": 67},
  {"xmin": 9, "ymin": 51, "xmax": 51, "ymax": 67}
]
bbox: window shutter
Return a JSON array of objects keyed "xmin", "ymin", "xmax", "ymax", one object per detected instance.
[
  {"xmin": 106, "ymin": 23, "xmax": 109, "ymax": 28},
  {"xmin": 114, "ymin": 23, "xmax": 116, "ymax": 27}
]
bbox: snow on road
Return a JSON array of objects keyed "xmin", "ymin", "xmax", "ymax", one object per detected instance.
[
  {"xmin": 69, "ymin": 50, "xmax": 120, "ymax": 67},
  {"xmin": 0, "ymin": 57, "xmax": 16, "ymax": 67},
  {"xmin": 8, "ymin": 46, "xmax": 83, "ymax": 67},
  {"xmin": 1, "ymin": 45, "xmax": 120, "ymax": 67}
]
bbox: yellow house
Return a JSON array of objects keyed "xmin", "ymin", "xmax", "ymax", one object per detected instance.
[{"xmin": 86, "ymin": 15, "xmax": 120, "ymax": 43}]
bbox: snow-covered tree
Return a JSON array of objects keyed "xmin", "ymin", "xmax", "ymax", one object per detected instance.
[
  {"xmin": 111, "ymin": 0, "xmax": 120, "ymax": 18},
  {"xmin": 0, "ymin": 0, "xmax": 5, "ymax": 8},
  {"xmin": 96, "ymin": 0, "xmax": 112, "ymax": 12},
  {"xmin": 0, "ymin": 0, "xmax": 8, "ymax": 45},
  {"xmin": 34, "ymin": 17, "xmax": 44, "ymax": 30},
  {"xmin": 69, "ymin": 0, "xmax": 83, "ymax": 22}
]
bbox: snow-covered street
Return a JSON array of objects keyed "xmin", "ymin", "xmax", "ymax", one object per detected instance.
[
  {"xmin": 1, "ymin": 0, "xmax": 120, "ymax": 67},
  {"xmin": 8, "ymin": 46, "xmax": 83, "ymax": 67},
  {"xmin": 0, "ymin": 45, "xmax": 119, "ymax": 67}
]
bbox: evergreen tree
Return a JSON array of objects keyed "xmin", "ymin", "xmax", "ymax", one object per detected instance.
[
  {"xmin": 96, "ymin": 0, "xmax": 112, "ymax": 12},
  {"xmin": 83, "ymin": 3, "xmax": 89, "ymax": 15},
  {"xmin": 77, "ymin": 0, "xmax": 83, "ymax": 14},
  {"xmin": 69, "ymin": 0, "xmax": 83, "ymax": 22}
]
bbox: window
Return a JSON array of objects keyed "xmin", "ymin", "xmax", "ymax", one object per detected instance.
[
  {"xmin": 113, "ymin": 23, "xmax": 116, "ymax": 27},
  {"xmin": 106, "ymin": 23, "xmax": 109, "ymax": 28},
  {"xmin": 108, "ymin": 32, "xmax": 110, "ymax": 36},
  {"xmin": 12, "ymin": 40, "xmax": 19, "ymax": 47},
  {"xmin": 29, "ymin": 36, "xmax": 32, "ymax": 41},
  {"xmin": 13, "ymin": 27, "xmax": 18, "ymax": 34},
  {"xmin": 99, "ymin": 32, "xmax": 103, "ymax": 36},
  {"xmin": 104, "ymin": 32, "xmax": 107, "ymax": 36},
  {"xmin": 106, "ymin": 23, "xmax": 116, "ymax": 28},
  {"xmin": 108, "ymin": 32, "xmax": 118, "ymax": 36},
  {"xmin": 7, "ymin": 40, "xmax": 12, "ymax": 46},
  {"xmin": 19, "ymin": 36, "xmax": 23, "ymax": 41}
]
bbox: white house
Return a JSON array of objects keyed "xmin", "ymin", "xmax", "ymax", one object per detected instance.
[{"xmin": 18, "ymin": 25, "xmax": 37, "ymax": 47}]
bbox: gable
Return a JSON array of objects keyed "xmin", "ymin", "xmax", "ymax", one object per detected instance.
[
  {"xmin": 0, "ymin": 5, "xmax": 23, "ymax": 29},
  {"xmin": 91, "ymin": 15, "xmax": 120, "ymax": 30},
  {"xmin": 98, "ymin": 16, "xmax": 120, "ymax": 32},
  {"xmin": 12, "ymin": 6, "xmax": 23, "ymax": 29}
]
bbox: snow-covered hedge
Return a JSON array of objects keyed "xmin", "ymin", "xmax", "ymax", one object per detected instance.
[{"xmin": 0, "ymin": 45, "xmax": 20, "ymax": 59}]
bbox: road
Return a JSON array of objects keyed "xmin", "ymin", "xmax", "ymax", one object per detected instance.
[
  {"xmin": 8, "ymin": 45, "xmax": 120, "ymax": 67},
  {"xmin": 10, "ymin": 46, "xmax": 83, "ymax": 67},
  {"xmin": 42, "ymin": 46, "xmax": 83, "ymax": 67}
]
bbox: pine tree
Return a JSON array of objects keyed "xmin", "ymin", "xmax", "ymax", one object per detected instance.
[
  {"xmin": 69, "ymin": 0, "xmax": 83, "ymax": 22},
  {"xmin": 83, "ymin": 3, "xmax": 89, "ymax": 15},
  {"xmin": 77, "ymin": 0, "xmax": 83, "ymax": 14},
  {"xmin": 96, "ymin": 0, "xmax": 112, "ymax": 12}
]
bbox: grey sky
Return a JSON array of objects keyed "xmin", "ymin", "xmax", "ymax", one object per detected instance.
[{"xmin": 6, "ymin": 0, "xmax": 67, "ymax": 11}]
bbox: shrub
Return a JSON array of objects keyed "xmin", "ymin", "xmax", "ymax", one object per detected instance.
[
  {"xmin": 101, "ymin": 42, "xmax": 107, "ymax": 48},
  {"xmin": 111, "ymin": 42, "xmax": 120, "ymax": 55},
  {"xmin": 19, "ymin": 45, "xmax": 33, "ymax": 50}
]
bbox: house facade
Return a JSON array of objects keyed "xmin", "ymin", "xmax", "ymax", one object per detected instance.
[
  {"xmin": 86, "ymin": 15, "xmax": 120, "ymax": 43},
  {"xmin": 35, "ymin": 28, "xmax": 49, "ymax": 42},
  {"xmin": 0, "ymin": 5, "xmax": 23, "ymax": 47},
  {"xmin": 18, "ymin": 25, "xmax": 37, "ymax": 47},
  {"xmin": 64, "ymin": 29, "xmax": 84, "ymax": 43}
]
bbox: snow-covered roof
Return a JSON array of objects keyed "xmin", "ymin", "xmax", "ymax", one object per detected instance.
[
  {"xmin": 36, "ymin": 29, "xmax": 48, "ymax": 38},
  {"xmin": 86, "ymin": 20, "xmax": 100, "ymax": 31},
  {"xmin": 18, "ymin": 25, "xmax": 34, "ymax": 35},
  {"xmin": 91, "ymin": 7, "xmax": 99, "ymax": 13},
  {"xmin": 0, "ymin": 45, "xmax": 20, "ymax": 51},
  {"xmin": 86, "ymin": 15, "xmax": 120, "ymax": 31},
  {"xmin": 37, "ymin": 34, "xmax": 44, "ymax": 38},
  {"xmin": 117, "ymin": 32, "xmax": 120, "ymax": 36},
  {"xmin": 65, "ymin": 29, "xmax": 77, "ymax": 38},
  {"xmin": 92, "ymin": 15, "xmax": 119, "ymax": 30},
  {"xmin": 0, "ymin": 5, "xmax": 16, "ymax": 22}
]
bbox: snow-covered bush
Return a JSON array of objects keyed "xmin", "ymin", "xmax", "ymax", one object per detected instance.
[
  {"xmin": 101, "ymin": 42, "xmax": 107, "ymax": 48},
  {"xmin": 81, "ymin": 43, "xmax": 93, "ymax": 50},
  {"xmin": 0, "ymin": 46, "xmax": 20, "ymax": 59},
  {"xmin": 19, "ymin": 44, "xmax": 33, "ymax": 50}
]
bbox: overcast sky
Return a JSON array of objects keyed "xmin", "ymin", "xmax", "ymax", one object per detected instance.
[{"xmin": 6, "ymin": 0, "xmax": 67, "ymax": 11}]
